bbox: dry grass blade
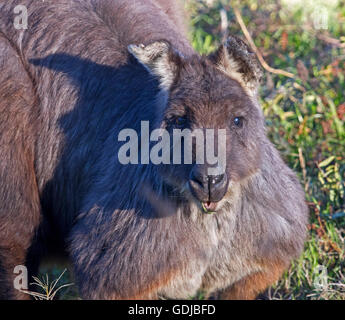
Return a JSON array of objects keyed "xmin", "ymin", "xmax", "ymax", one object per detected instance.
[
  {"xmin": 233, "ymin": 6, "xmax": 295, "ymax": 78},
  {"xmin": 20, "ymin": 269, "xmax": 74, "ymax": 300}
]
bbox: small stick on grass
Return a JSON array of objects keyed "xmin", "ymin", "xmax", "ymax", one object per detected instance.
[
  {"xmin": 233, "ymin": 7, "xmax": 295, "ymax": 78},
  {"xmin": 298, "ymin": 147, "xmax": 308, "ymax": 192}
]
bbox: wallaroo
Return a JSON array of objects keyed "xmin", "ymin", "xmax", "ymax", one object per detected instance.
[{"xmin": 0, "ymin": 0, "xmax": 308, "ymax": 300}]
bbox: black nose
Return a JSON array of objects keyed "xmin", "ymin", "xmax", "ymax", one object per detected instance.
[{"xmin": 189, "ymin": 167, "xmax": 228, "ymax": 202}]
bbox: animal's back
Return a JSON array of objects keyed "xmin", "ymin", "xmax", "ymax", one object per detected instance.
[
  {"xmin": 0, "ymin": 0, "xmax": 192, "ymax": 228},
  {"xmin": 0, "ymin": 0, "xmax": 197, "ymax": 295}
]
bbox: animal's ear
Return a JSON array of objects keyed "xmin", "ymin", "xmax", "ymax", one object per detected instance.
[
  {"xmin": 209, "ymin": 35, "xmax": 263, "ymax": 96},
  {"xmin": 128, "ymin": 40, "xmax": 182, "ymax": 90}
]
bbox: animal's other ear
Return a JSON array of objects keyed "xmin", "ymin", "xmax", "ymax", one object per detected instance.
[
  {"xmin": 128, "ymin": 40, "xmax": 182, "ymax": 90},
  {"xmin": 209, "ymin": 35, "xmax": 263, "ymax": 96}
]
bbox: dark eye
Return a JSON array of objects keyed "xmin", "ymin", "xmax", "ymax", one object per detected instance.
[
  {"xmin": 233, "ymin": 117, "xmax": 243, "ymax": 127},
  {"xmin": 174, "ymin": 116, "xmax": 187, "ymax": 127}
]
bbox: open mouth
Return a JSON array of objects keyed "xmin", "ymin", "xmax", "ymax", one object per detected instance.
[{"xmin": 201, "ymin": 201, "xmax": 218, "ymax": 214}]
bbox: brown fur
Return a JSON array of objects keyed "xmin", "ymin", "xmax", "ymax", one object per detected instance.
[
  {"xmin": 220, "ymin": 260, "xmax": 287, "ymax": 299},
  {"xmin": 0, "ymin": 33, "xmax": 41, "ymax": 299}
]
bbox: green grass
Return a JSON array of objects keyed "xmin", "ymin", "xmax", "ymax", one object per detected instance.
[{"xmin": 38, "ymin": 0, "xmax": 345, "ymax": 300}]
